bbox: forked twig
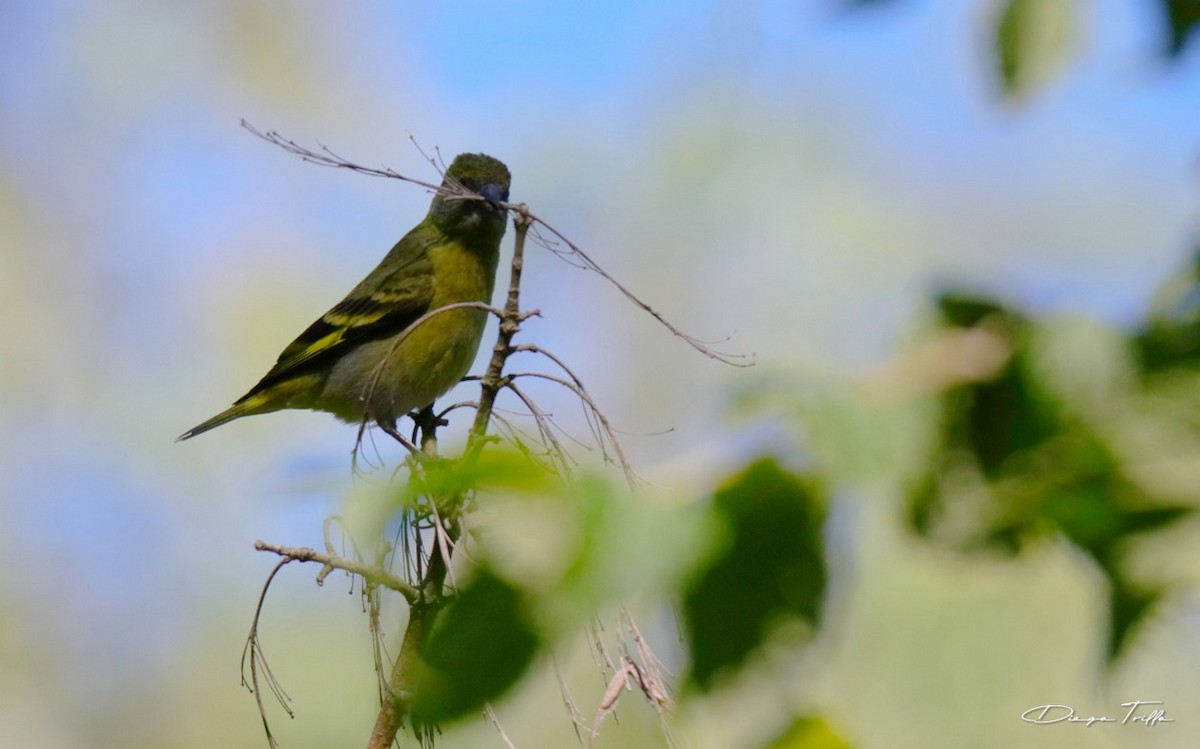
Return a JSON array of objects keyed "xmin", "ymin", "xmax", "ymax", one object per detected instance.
[
  {"xmin": 240, "ymin": 125, "xmax": 694, "ymax": 749},
  {"xmin": 255, "ymin": 540, "xmax": 420, "ymax": 603},
  {"xmin": 241, "ymin": 559, "xmax": 296, "ymax": 749},
  {"xmin": 586, "ymin": 611, "xmax": 675, "ymax": 747},
  {"xmin": 504, "ymin": 380, "xmax": 576, "ymax": 477},
  {"xmin": 242, "ymin": 121, "xmax": 444, "ymax": 193},
  {"xmin": 242, "ymin": 121, "xmax": 749, "ymax": 367},
  {"xmin": 509, "ymin": 371, "xmax": 636, "ymax": 487}
]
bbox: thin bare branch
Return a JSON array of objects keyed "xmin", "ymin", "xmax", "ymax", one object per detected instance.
[
  {"xmin": 586, "ymin": 619, "xmax": 617, "ymax": 677},
  {"xmin": 351, "ymin": 418, "xmax": 388, "ymax": 478},
  {"xmin": 244, "ymin": 121, "xmax": 747, "ymax": 369},
  {"xmin": 366, "ymin": 580, "xmax": 389, "ymax": 705},
  {"xmin": 511, "ymin": 343, "xmax": 611, "ymax": 457},
  {"xmin": 621, "ymin": 609, "xmax": 672, "ymax": 707},
  {"xmin": 427, "ymin": 501, "xmax": 459, "ymax": 590},
  {"xmin": 485, "ymin": 704, "xmax": 518, "ymax": 749},
  {"xmin": 521, "ymin": 209, "xmax": 753, "ymax": 367},
  {"xmin": 255, "ymin": 540, "xmax": 419, "ymax": 604},
  {"xmin": 467, "ymin": 209, "xmax": 534, "ymax": 451},
  {"xmin": 553, "ymin": 657, "xmax": 588, "ymax": 745},
  {"xmin": 242, "ymin": 120, "xmax": 444, "ymax": 192},
  {"xmin": 321, "ymin": 515, "xmax": 371, "ymax": 587},
  {"xmin": 485, "ymin": 410, "xmax": 563, "ymax": 473},
  {"xmin": 621, "ymin": 609, "xmax": 675, "ymax": 749},
  {"xmin": 237, "ymin": 127, "xmax": 690, "ymax": 749},
  {"xmin": 504, "ymin": 380, "xmax": 576, "ymax": 477},
  {"xmin": 508, "ymin": 371, "xmax": 636, "ymax": 488},
  {"xmin": 241, "ymin": 559, "xmax": 295, "ymax": 749}
]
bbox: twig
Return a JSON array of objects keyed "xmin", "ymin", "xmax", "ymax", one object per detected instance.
[
  {"xmin": 553, "ymin": 656, "xmax": 588, "ymax": 745},
  {"xmin": 427, "ymin": 500, "xmax": 458, "ymax": 590},
  {"xmin": 509, "ymin": 371, "xmax": 636, "ymax": 488},
  {"xmin": 242, "ymin": 120, "xmax": 445, "ymax": 193},
  {"xmin": 362, "ymin": 206, "xmax": 535, "ymax": 749},
  {"xmin": 485, "ymin": 704, "xmax": 518, "ymax": 749},
  {"xmin": 241, "ymin": 559, "xmax": 295, "ymax": 749},
  {"xmin": 622, "ymin": 609, "xmax": 672, "ymax": 707},
  {"xmin": 242, "ymin": 121, "xmax": 748, "ymax": 368},
  {"xmin": 520, "ymin": 209, "xmax": 753, "ymax": 367},
  {"xmin": 503, "ymin": 380, "xmax": 576, "ymax": 477},
  {"xmin": 255, "ymin": 541, "xmax": 419, "ymax": 604},
  {"xmin": 511, "ymin": 342, "xmax": 617, "ymax": 461},
  {"xmin": 468, "ymin": 208, "xmax": 535, "ymax": 453},
  {"xmin": 237, "ymin": 126, "xmax": 690, "ymax": 749}
]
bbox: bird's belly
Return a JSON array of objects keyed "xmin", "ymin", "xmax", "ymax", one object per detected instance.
[{"xmin": 317, "ymin": 307, "xmax": 487, "ymax": 426}]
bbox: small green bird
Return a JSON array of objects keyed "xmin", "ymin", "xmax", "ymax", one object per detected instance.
[{"xmin": 178, "ymin": 153, "xmax": 511, "ymax": 442}]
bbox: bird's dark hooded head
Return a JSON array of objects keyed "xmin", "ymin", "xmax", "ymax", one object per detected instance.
[{"xmin": 428, "ymin": 153, "xmax": 511, "ymax": 240}]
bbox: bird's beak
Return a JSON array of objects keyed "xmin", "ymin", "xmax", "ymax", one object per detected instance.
[{"xmin": 480, "ymin": 183, "xmax": 508, "ymax": 209}]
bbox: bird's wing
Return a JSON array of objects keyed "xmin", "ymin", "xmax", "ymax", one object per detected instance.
[{"xmin": 236, "ymin": 228, "xmax": 438, "ymax": 401}]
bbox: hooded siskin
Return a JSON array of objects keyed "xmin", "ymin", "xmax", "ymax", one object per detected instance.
[{"xmin": 178, "ymin": 153, "xmax": 511, "ymax": 441}]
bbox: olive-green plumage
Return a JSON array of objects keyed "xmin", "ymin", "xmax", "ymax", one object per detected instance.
[{"xmin": 177, "ymin": 153, "xmax": 511, "ymax": 441}]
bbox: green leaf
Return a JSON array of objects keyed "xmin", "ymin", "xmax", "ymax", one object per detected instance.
[
  {"xmin": 928, "ymin": 294, "xmax": 1060, "ymax": 477},
  {"xmin": 994, "ymin": 0, "xmax": 1076, "ymax": 102},
  {"xmin": 1162, "ymin": 0, "xmax": 1200, "ymax": 56},
  {"xmin": 1043, "ymin": 479, "xmax": 1191, "ymax": 556},
  {"xmin": 1106, "ymin": 572, "xmax": 1163, "ymax": 663},
  {"xmin": 1026, "ymin": 317, "xmax": 1136, "ymax": 409},
  {"xmin": 410, "ymin": 570, "xmax": 540, "ymax": 725},
  {"xmin": 956, "ymin": 362, "xmax": 1060, "ymax": 477},
  {"xmin": 1135, "ymin": 245, "xmax": 1200, "ymax": 372},
  {"xmin": 683, "ymin": 458, "xmax": 827, "ymax": 690},
  {"xmin": 766, "ymin": 715, "xmax": 854, "ymax": 749},
  {"xmin": 475, "ymin": 474, "xmax": 716, "ymax": 637},
  {"xmin": 936, "ymin": 293, "xmax": 1016, "ymax": 329}
]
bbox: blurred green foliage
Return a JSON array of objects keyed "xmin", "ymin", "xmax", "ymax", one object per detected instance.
[
  {"xmin": 409, "ymin": 248, "xmax": 1200, "ymax": 742},
  {"xmin": 994, "ymin": 0, "xmax": 1076, "ymax": 102},
  {"xmin": 2, "ymin": 0, "xmax": 1195, "ymax": 746},
  {"xmin": 1137, "ymin": 251, "xmax": 1200, "ymax": 372},
  {"xmin": 766, "ymin": 716, "xmax": 853, "ymax": 749},
  {"xmin": 682, "ymin": 459, "xmax": 827, "ymax": 691},
  {"xmin": 411, "ymin": 570, "xmax": 540, "ymax": 726},
  {"xmin": 910, "ymin": 250, "xmax": 1200, "ymax": 661},
  {"xmin": 1164, "ymin": 0, "xmax": 1200, "ymax": 55},
  {"xmin": 392, "ymin": 455, "xmax": 831, "ymax": 736},
  {"xmin": 852, "ymin": 0, "xmax": 1200, "ymax": 100}
]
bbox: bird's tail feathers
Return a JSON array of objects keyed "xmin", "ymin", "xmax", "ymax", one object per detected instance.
[{"xmin": 175, "ymin": 392, "xmax": 279, "ymax": 441}]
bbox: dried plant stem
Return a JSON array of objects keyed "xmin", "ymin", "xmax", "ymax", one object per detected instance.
[
  {"xmin": 240, "ymin": 126, "xmax": 686, "ymax": 748},
  {"xmin": 242, "ymin": 121, "xmax": 748, "ymax": 366},
  {"xmin": 469, "ymin": 207, "xmax": 534, "ymax": 452},
  {"xmin": 366, "ymin": 533, "xmax": 453, "ymax": 749},
  {"xmin": 254, "ymin": 541, "xmax": 419, "ymax": 603},
  {"xmin": 364, "ymin": 211, "xmax": 534, "ymax": 749}
]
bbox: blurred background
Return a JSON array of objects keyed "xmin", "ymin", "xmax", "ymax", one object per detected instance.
[{"xmin": 1, "ymin": 1, "xmax": 1199, "ymax": 747}]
